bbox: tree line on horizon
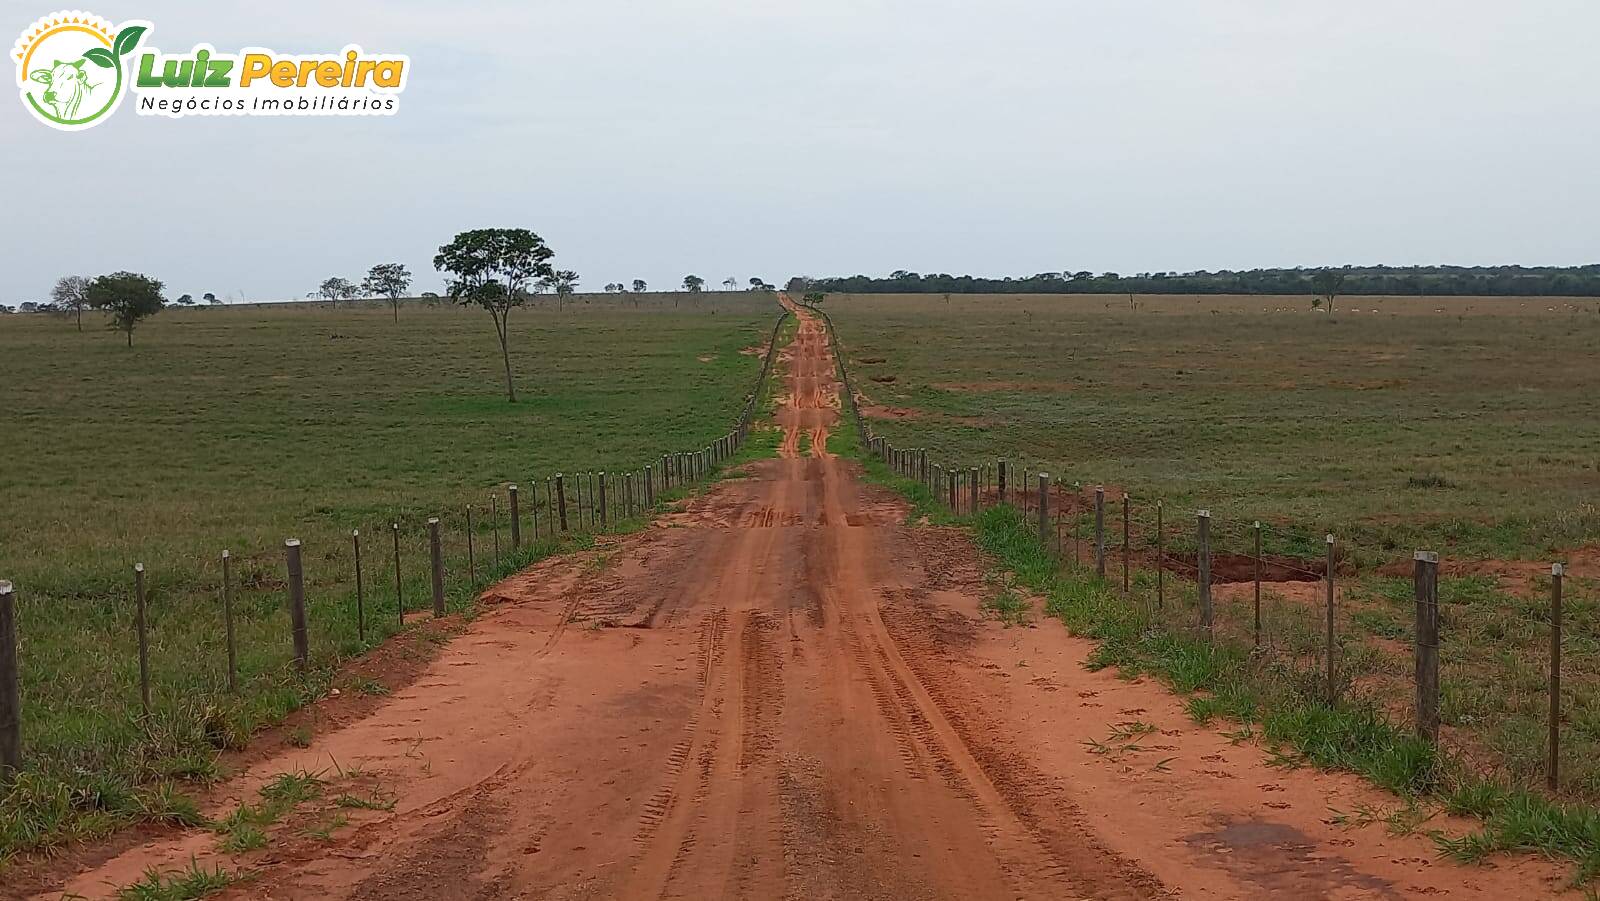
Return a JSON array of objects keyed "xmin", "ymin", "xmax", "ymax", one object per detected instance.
[{"xmin": 798, "ymin": 264, "xmax": 1600, "ymax": 297}]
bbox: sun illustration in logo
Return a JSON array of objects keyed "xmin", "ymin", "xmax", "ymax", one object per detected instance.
[{"xmin": 13, "ymin": 10, "xmax": 150, "ymax": 131}]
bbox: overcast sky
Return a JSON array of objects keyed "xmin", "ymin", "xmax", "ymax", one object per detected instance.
[{"xmin": 4, "ymin": 0, "xmax": 1598, "ymax": 303}]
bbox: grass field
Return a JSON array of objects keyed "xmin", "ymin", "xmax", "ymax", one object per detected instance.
[
  {"xmin": 0, "ymin": 291, "xmax": 783, "ymax": 859},
  {"xmin": 825, "ymin": 293, "xmax": 1600, "ymax": 843},
  {"xmin": 828, "ymin": 292, "xmax": 1600, "ymax": 558}
]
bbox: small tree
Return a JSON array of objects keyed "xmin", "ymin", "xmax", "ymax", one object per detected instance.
[
  {"xmin": 434, "ymin": 228, "xmax": 555, "ymax": 402},
  {"xmin": 803, "ymin": 291, "xmax": 826, "ymax": 307},
  {"xmin": 632, "ymin": 279, "xmax": 647, "ymax": 293},
  {"xmin": 86, "ymin": 271, "xmax": 165, "ymax": 346},
  {"xmin": 1311, "ymin": 269, "xmax": 1345, "ymax": 314},
  {"xmin": 175, "ymin": 293, "xmax": 195, "ymax": 306},
  {"xmin": 722, "ymin": 277, "xmax": 738, "ymax": 291},
  {"xmin": 51, "ymin": 275, "xmax": 90, "ymax": 331},
  {"xmin": 204, "ymin": 292, "xmax": 219, "ymax": 305},
  {"xmin": 363, "ymin": 262, "xmax": 413, "ymax": 322},
  {"xmin": 683, "ymin": 275, "xmax": 704, "ymax": 292},
  {"xmin": 318, "ymin": 277, "xmax": 356, "ymax": 309},
  {"xmin": 552, "ymin": 270, "xmax": 579, "ymax": 310}
]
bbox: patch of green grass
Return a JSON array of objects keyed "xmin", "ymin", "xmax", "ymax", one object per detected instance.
[
  {"xmin": 115, "ymin": 858, "xmax": 239, "ymax": 900},
  {"xmin": 211, "ymin": 769, "xmax": 326, "ymax": 855},
  {"xmin": 0, "ymin": 295, "xmax": 788, "ymax": 860},
  {"xmin": 830, "ymin": 293, "xmax": 1600, "ymax": 558},
  {"xmin": 349, "ymin": 677, "xmax": 388, "ymax": 697},
  {"xmin": 303, "ymin": 813, "xmax": 348, "ymax": 842},
  {"xmin": 333, "ymin": 789, "xmax": 395, "ymax": 812},
  {"xmin": 980, "ymin": 572, "xmax": 1031, "ymax": 626}
]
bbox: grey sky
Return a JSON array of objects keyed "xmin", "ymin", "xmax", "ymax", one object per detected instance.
[{"xmin": 4, "ymin": 0, "xmax": 1598, "ymax": 304}]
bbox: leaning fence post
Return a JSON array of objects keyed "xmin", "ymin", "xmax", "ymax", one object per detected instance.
[
  {"xmin": 392, "ymin": 522, "xmax": 404, "ymax": 625},
  {"xmin": 509, "ymin": 485, "xmax": 521, "ymax": 549},
  {"xmin": 135, "ymin": 563, "xmax": 150, "ymax": 716},
  {"xmin": 1094, "ymin": 486, "xmax": 1107, "ymax": 580},
  {"xmin": 428, "ymin": 518, "xmax": 445, "ymax": 617},
  {"xmin": 1414, "ymin": 550, "xmax": 1440, "ymax": 743},
  {"xmin": 351, "ymin": 532, "xmax": 364, "ymax": 645},
  {"xmin": 1325, "ymin": 534, "xmax": 1337, "ymax": 703},
  {"xmin": 285, "ymin": 539, "xmax": 308, "ymax": 670},
  {"xmin": 1549, "ymin": 562, "xmax": 1564, "ymax": 790},
  {"xmin": 1037, "ymin": 473, "xmax": 1051, "ymax": 544},
  {"xmin": 1197, "ymin": 511, "xmax": 1213, "ymax": 637},
  {"xmin": 222, "ymin": 550, "xmax": 238, "ymax": 690},
  {"xmin": 1, "ymin": 580, "xmax": 21, "ymax": 776}
]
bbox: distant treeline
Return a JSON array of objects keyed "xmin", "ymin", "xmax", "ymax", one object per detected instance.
[{"xmin": 800, "ymin": 265, "xmax": 1600, "ymax": 297}]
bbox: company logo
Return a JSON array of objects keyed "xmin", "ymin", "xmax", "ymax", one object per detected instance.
[{"xmin": 14, "ymin": 10, "xmax": 408, "ymax": 131}]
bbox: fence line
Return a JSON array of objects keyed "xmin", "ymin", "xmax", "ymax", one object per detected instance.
[
  {"xmin": 811, "ymin": 302, "xmax": 1582, "ymax": 799},
  {"xmin": 0, "ymin": 307, "xmax": 793, "ymax": 779}
]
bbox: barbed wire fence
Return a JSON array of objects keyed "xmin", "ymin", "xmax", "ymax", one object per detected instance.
[
  {"xmin": 812, "ymin": 303, "xmax": 1590, "ymax": 801},
  {"xmin": 0, "ymin": 309, "xmax": 794, "ymax": 780}
]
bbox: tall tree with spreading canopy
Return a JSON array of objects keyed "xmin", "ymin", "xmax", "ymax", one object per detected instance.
[
  {"xmin": 363, "ymin": 262, "xmax": 414, "ymax": 322},
  {"xmin": 434, "ymin": 228, "xmax": 555, "ymax": 403},
  {"xmin": 317, "ymin": 277, "xmax": 357, "ymax": 309},
  {"xmin": 683, "ymin": 274, "xmax": 705, "ymax": 292},
  {"xmin": 631, "ymin": 279, "xmax": 647, "ymax": 293},
  {"xmin": 86, "ymin": 271, "xmax": 165, "ymax": 347},
  {"xmin": 51, "ymin": 275, "xmax": 90, "ymax": 331}
]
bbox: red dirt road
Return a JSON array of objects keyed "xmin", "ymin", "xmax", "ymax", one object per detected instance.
[{"xmin": 36, "ymin": 308, "xmax": 1576, "ymax": 899}]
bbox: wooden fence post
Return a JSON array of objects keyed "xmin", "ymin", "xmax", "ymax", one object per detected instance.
[
  {"xmin": 998, "ymin": 459, "xmax": 1007, "ymax": 499},
  {"xmin": 1414, "ymin": 550, "xmax": 1440, "ymax": 743},
  {"xmin": 1325, "ymin": 534, "xmax": 1337, "ymax": 703},
  {"xmin": 1117, "ymin": 494, "xmax": 1128, "ymax": 593},
  {"xmin": 1094, "ymin": 486, "xmax": 1107, "ymax": 580},
  {"xmin": 1197, "ymin": 511, "xmax": 1213, "ymax": 637},
  {"xmin": 465, "ymin": 507, "xmax": 476, "ymax": 583},
  {"xmin": 0, "ymin": 580, "xmax": 20, "ymax": 776},
  {"xmin": 645, "ymin": 465, "xmax": 654, "ymax": 507},
  {"xmin": 222, "ymin": 549, "xmax": 238, "ymax": 690},
  {"xmin": 1037, "ymin": 473, "xmax": 1051, "ymax": 544},
  {"xmin": 555, "ymin": 474, "xmax": 569, "ymax": 530},
  {"xmin": 1253, "ymin": 522, "xmax": 1262, "ymax": 648},
  {"xmin": 285, "ymin": 539, "xmax": 308, "ymax": 670},
  {"xmin": 947, "ymin": 469, "xmax": 957, "ymax": 512},
  {"xmin": 351, "ymin": 532, "xmax": 364, "ymax": 645},
  {"xmin": 1156, "ymin": 501, "xmax": 1165, "ymax": 609},
  {"xmin": 1549, "ymin": 562, "xmax": 1564, "ymax": 790},
  {"xmin": 508, "ymin": 485, "xmax": 521, "ymax": 548},
  {"xmin": 428, "ymin": 518, "xmax": 445, "ymax": 617},
  {"xmin": 392, "ymin": 522, "xmax": 404, "ymax": 625},
  {"xmin": 969, "ymin": 467, "xmax": 979, "ymax": 513},
  {"xmin": 135, "ymin": 563, "xmax": 150, "ymax": 716},
  {"xmin": 491, "ymin": 496, "xmax": 502, "ymax": 565},
  {"xmin": 600, "ymin": 472, "xmax": 609, "ymax": 527}
]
